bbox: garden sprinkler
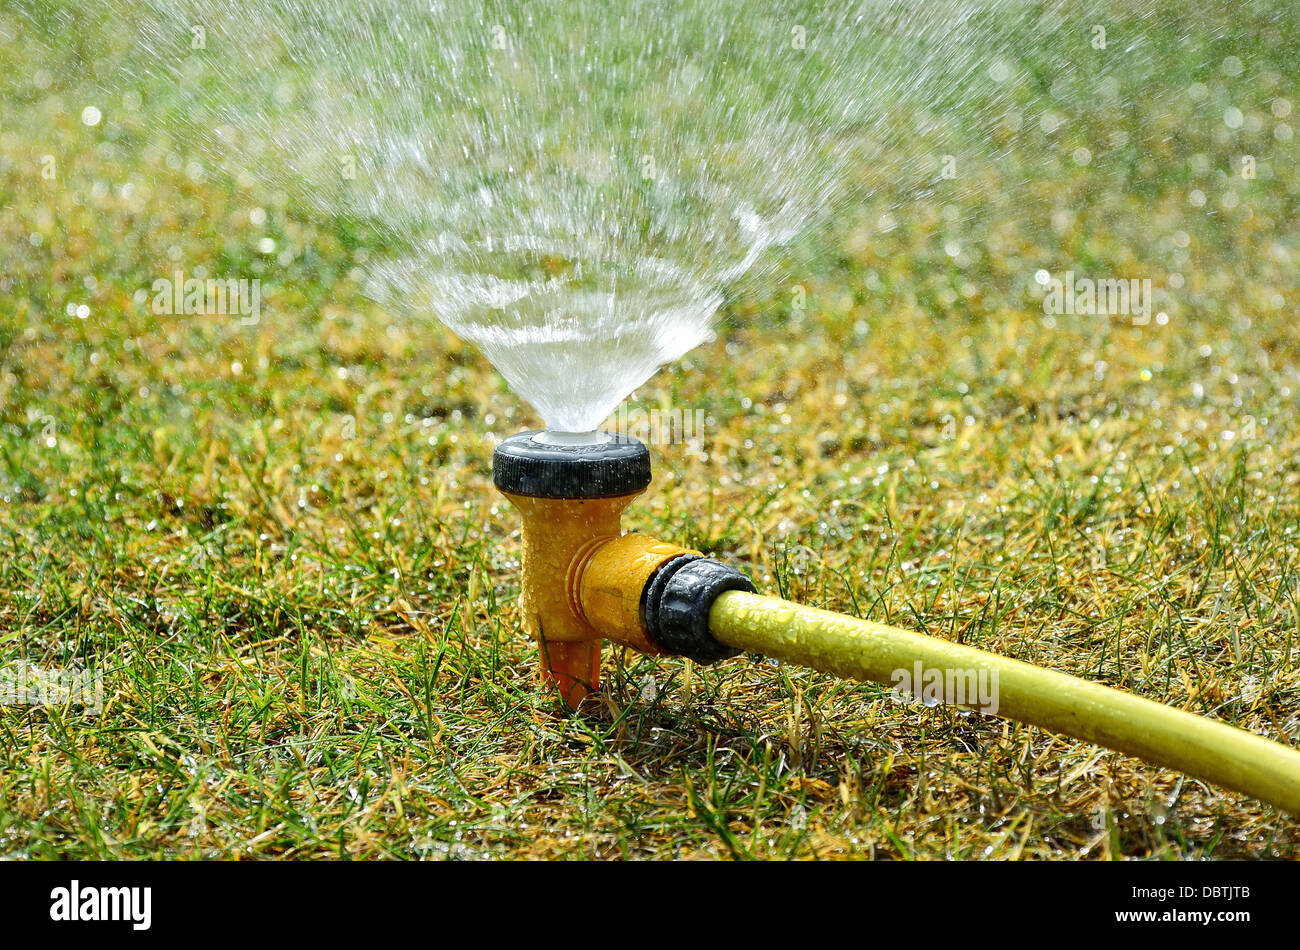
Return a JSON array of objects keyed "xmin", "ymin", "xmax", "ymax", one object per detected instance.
[
  {"xmin": 492, "ymin": 429, "xmax": 751, "ymax": 706},
  {"xmin": 494, "ymin": 430, "xmax": 1300, "ymax": 815}
]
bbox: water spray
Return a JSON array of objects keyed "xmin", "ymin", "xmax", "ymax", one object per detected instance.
[{"xmin": 495, "ymin": 430, "xmax": 1300, "ymax": 815}]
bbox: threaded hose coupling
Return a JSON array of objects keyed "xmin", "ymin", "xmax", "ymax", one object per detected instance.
[{"xmin": 642, "ymin": 555, "xmax": 755, "ymax": 663}]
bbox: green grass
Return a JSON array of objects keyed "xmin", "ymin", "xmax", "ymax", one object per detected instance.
[{"xmin": 1, "ymin": 1, "xmax": 1299, "ymax": 858}]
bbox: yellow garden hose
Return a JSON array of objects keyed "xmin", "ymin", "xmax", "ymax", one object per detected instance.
[{"xmin": 709, "ymin": 590, "xmax": 1300, "ymax": 815}]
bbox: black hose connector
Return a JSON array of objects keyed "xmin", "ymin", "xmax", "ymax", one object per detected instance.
[{"xmin": 642, "ymin": 555, "xmax": 755, "ymax": 663}]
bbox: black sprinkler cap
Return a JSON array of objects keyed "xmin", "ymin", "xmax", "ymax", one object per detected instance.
[
  {"xmin": 492, "ymin": 430, "xmax": 652, "ymax": 499},
  {"xmin": 643, "ymin": 555, "xmax": 756, "ymax": 663}
]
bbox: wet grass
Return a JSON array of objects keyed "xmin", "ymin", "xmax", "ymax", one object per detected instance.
[{"xmin": 2, "ymin": 1, "xmax": 1300, "ymax": 858}]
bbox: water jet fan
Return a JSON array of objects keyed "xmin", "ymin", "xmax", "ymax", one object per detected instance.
[{"xmin": 495, "ymin": 430, "xmax": 1300, "ymax": 815}]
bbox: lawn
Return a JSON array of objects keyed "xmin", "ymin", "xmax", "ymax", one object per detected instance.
[{"xmin": 1, "ymin": 1, "xmax": 1299, "ymax": 858}]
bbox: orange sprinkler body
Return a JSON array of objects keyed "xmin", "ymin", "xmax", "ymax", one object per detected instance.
[
  {"xmin": 500, "ymin": 492, "xmax": 691, "ymax": 705},
  {"xmin": 493, "ymin": 430, "xmax": 752, "ymax": 708}
]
